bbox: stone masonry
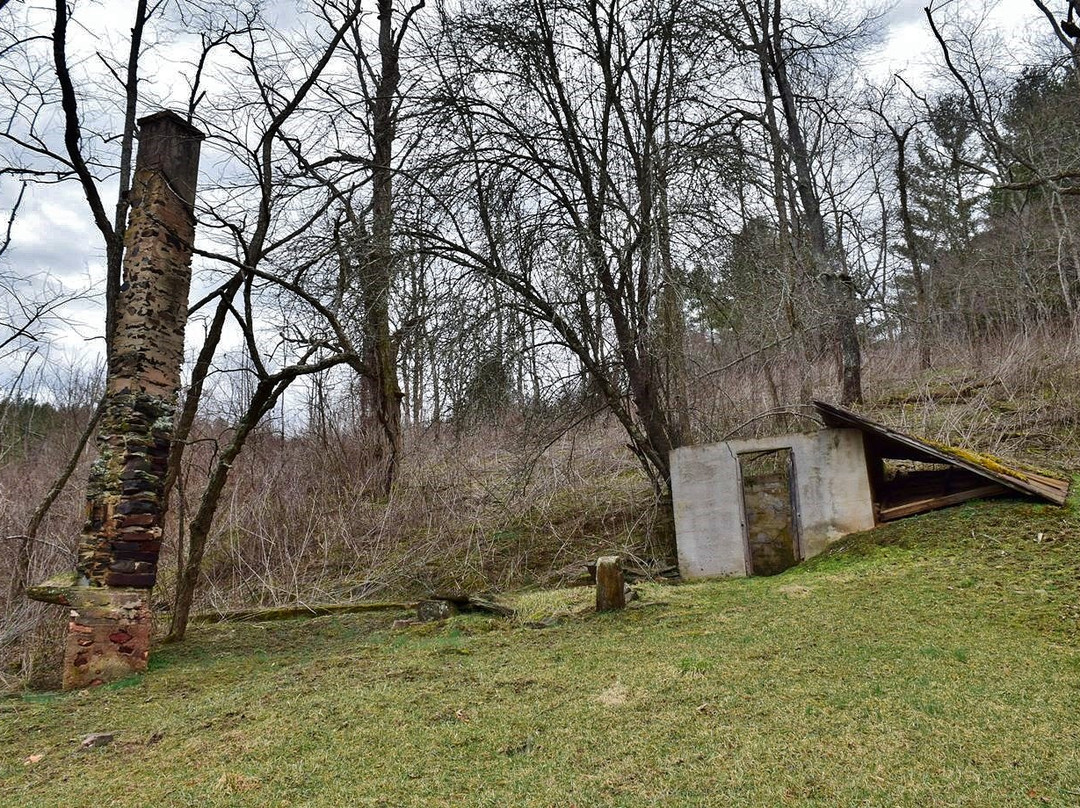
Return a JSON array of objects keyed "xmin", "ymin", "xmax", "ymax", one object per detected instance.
[{"xmin": 29, "ymin": 111, "xmax": 203, "ymax": 689}]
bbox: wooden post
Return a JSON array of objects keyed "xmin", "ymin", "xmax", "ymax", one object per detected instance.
[
  {"xmin": 595, "ymin": 555, "xmax": 626, "ymax": 612},
  {"xmin": 28, "ymin": 111, "xmax": 204, "ymax": 689}
]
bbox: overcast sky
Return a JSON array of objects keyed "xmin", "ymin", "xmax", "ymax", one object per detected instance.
[{"xmin": 0, "ymin": 0, "xmax": 1059, "ymax": 397}]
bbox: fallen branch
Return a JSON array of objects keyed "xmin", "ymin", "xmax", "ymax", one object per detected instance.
[{"xmin": 189, "ymin": 600, "xmax": 415, "ymax": 625}]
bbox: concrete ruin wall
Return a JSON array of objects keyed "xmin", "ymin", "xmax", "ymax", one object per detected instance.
[{"xmin": 671, "ymin": 428, "xmax": 876, "ymax": 579}]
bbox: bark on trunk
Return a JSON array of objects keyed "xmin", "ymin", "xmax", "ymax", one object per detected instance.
[
  {"xmin": 362, "ymin": 0, "xmax": 404, "ymax": 496},
  {"xmin": 166, "ymin": 380, "xmax": 279, "ymax": 643},
  {"xmin": 894, "ymin": 126, "xmax": 932, "ymax": 370},
  {"xmin": 758, "ymin": 0, "xmax": 862, "ymax": 404}
]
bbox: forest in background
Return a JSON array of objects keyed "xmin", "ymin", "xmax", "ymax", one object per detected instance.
[{"xmin": 1, "ymin": 0, "xmax": 1079, "ymax": 688}]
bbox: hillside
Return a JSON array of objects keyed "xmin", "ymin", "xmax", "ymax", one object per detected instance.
[
  {"xmin": 5, "ymin": 332, "xmax": 1080, "ymax": 690},
  {"xmin": 3, "ymin": 492, "xmax": 1078, "ymax": 807}
]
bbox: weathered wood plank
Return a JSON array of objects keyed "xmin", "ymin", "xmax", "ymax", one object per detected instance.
[
  {"xmin": 814, "ymin": 401, "xmax": 1070, "ymax": 506},
  {"xmin": 595, "ymin": 556, "xmax": 626, "ymax": 612},
  {"xmin": 878, "ymin": 484, "xmax": 1009, "ymax": 521}
]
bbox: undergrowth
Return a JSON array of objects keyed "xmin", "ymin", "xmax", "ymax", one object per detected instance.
[
  {"xmin": 3, "ymin": 328, "xmax": 1080, "ymax": 690},
  {"xmin": 2, "ymin": 493, "xmax": 1079, "ymax": 806}
]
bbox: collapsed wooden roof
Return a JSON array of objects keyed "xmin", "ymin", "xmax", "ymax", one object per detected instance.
[{"xmin": 813, "ymin": 400, "xmax": 1070, "ymax": 507}]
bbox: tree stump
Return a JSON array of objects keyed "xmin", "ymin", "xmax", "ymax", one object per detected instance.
[{"xmin": 595, "ymin": 556, "xmax": 626, "ymax": 612}]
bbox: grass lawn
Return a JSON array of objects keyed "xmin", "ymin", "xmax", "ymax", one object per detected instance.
[{"xmin": 2, "ymin": 495, "xmax": 1079, "ymax": 807}]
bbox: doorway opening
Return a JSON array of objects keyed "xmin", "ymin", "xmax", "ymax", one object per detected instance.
[{"xmin": 738, "ymin": 448, "xmax": 800, "ymax": 576}]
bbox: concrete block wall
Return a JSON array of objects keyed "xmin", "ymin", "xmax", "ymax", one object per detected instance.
[{"xmin": 671, "ymin": 428, "xmax": 876, "ymax": 579}]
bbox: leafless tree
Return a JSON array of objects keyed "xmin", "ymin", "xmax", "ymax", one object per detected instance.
[
  {"xmin": 165, "ymin": 0, "xmax": 369, "ymax": 641},
  {"xmin": 0, "ymin": 0, "xmax": 164, "ymax": 595},
  {"xmin": 868, "ymin": 81, "xmax": 933, "ymax": 369},
  {"xmin": 0, "ymin": 180, "xmax": 96, "ymax": 599},
  {"xmin": 415, "ymin": 0, "xmax": 739, "ymax": 494},
  {"xmin": 300, "ymin": 0, "xmax": 427, "ymax": 494},
  {"xmin": 922, "ymin": 1, "xmax": 1080, "ymax": 330},
  {"xmin": 0, "ymin": 0, "xmax": 160, "ymax": 355},
  {"xmin": 724, "ymin": 0, "xmax": 883, "ymax": 404}
]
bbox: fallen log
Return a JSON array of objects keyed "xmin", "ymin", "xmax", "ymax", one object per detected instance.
[
  {"xmin": 190, "ymin": 600, "xmax": 414, "ymax": 625},
  {"xmin": 424, "ymin": 593, "xmax": 516, "ymax": 618}
]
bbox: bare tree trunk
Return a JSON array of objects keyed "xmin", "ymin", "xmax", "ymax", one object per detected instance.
[
  {"xmin": 161, "ymin": 273, "xmax": 243, "ymax": 512},
  {"xmin": 656, "ymin": 189, "xmax": 690, "ymax": 446},
  {"xmin": 166, "ymin": 379, "xmax": 280, "ymax": 643},
  {"xmin": 893, "ymin": 125, "xmax": 932, "ymax": 370},
  {"xmin": 429, "ymin": 332, "xmax": 442, "ymax": 423},
  {"xmin": 360, "ymin": 0, "xmax": 406, "ymax": 495},
  {"xmin": 51, "ymin": 0, "xmax": 150, "ymax": 367},
  {"xmin": 104, "ymin": 0, "xmax": 149, "ymax": 357},
  {"xmin": 164, "ymin": 347, "xmax": 355, "ymax": 643},
  {"xmin": 1048, "ymin": 193, "xmax": 1077, "ymax": 318},
  {"xmin": 11, "ymin": 397, "xmax": 104, "ymax": 602},
  {"xmin": 753, "ymin": 0, "xmax": 862, "ymax": 404}
]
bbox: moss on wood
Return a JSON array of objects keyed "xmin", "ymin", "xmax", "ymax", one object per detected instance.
[{"xmin": 925, "ymin": 441, "xmax": 1069, "ymax": 483}]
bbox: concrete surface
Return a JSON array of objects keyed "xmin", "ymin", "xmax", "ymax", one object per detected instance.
[{"xmin": 671, "ymin": 428, "xmax": 876, "ymax": 579}]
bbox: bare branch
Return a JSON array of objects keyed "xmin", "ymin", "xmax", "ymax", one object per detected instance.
[{"xmin": 0, "ymin": 180, "xmax": 25, "ymax": 256}]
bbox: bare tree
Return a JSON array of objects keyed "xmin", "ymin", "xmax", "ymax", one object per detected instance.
[
  {"xmin": 417, "ymin": 0, "xmax": 738, "ymax": 494},
  {"xmin": 0, "ymin": 0, "xmax": 164, "ymax": 596},
  {"xmin": 0, "ymin": 182, "xmax": 95, "ymax": 600},
  {"xmin": 921, "ymin": 2, "xmax": 1080, "ymax": 331},
  {"xmin": 165, "ymin": 0, "xmax": 369, "ymax": 641},
  {"xmin": 1, "ymin": 0, "xmax": 157, "ymax": 356},
  {"xmin": 868, "ymin": 82, "xmax": 933, "ymax": 369},
  {"xmin": 305, "ymin": 0, "xmax": 427, "ymax": 494},
  {"xmin": 727, "ymin": 0, "xmax": 878, "ymax": 405}
]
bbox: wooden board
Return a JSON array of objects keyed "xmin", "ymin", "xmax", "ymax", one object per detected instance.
[
  {"xmin": 814, "ymin": 401, "xmax": 1070, "ymax": 506},
  {"xmin": 878, "ymin": 483, "xmax": 1010, "ymax": 521}
]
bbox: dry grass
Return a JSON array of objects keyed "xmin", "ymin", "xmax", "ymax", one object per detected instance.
[
  {"xmin": 859, "ymin": 327, "xmax": 1080, "ymax": 468},
  {"xmin": 0, "ymin": 406, "xmax": 94, "ymax": 691},
  {"xmin": 175, "ymin": 416, "xmax": 663, "ymax": 609},
  {"xmin": 508, "ymin": 586, "xmax": 594, "ymax": 625},
  {"xmin": 0, "ymin": 412, "xmax": 663, "ymax": 690},
  {"xmin": 3, "ymin": 325, "xmax": 1080, "ymax": 691}
]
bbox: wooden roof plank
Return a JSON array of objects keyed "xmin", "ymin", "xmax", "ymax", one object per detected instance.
[
  {"xmin": 813, "ymin": 400, "xmax": 1070, "ymax": 506},
  {"xmin": 878, "ymin": 483, "xmax": 1010, "ymax": 522}
]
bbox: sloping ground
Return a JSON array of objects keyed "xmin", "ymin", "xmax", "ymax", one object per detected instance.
[
  {"xmin": 2, "ymin": 492, "xmax": 1079, "ymax": 807},
  {"xmin": 861, "ymin": 353, "xmax": 1080, "ymax": 470}
]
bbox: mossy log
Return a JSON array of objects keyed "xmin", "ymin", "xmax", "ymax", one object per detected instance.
[{"xmin": 190, "ymin": 601, "xmax": 415, "ymax": 625}]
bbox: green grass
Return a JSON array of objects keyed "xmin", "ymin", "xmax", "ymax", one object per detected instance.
[{"xmin": 2, "ymin": 495, "xmax": 1080, "ymax": 807}]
